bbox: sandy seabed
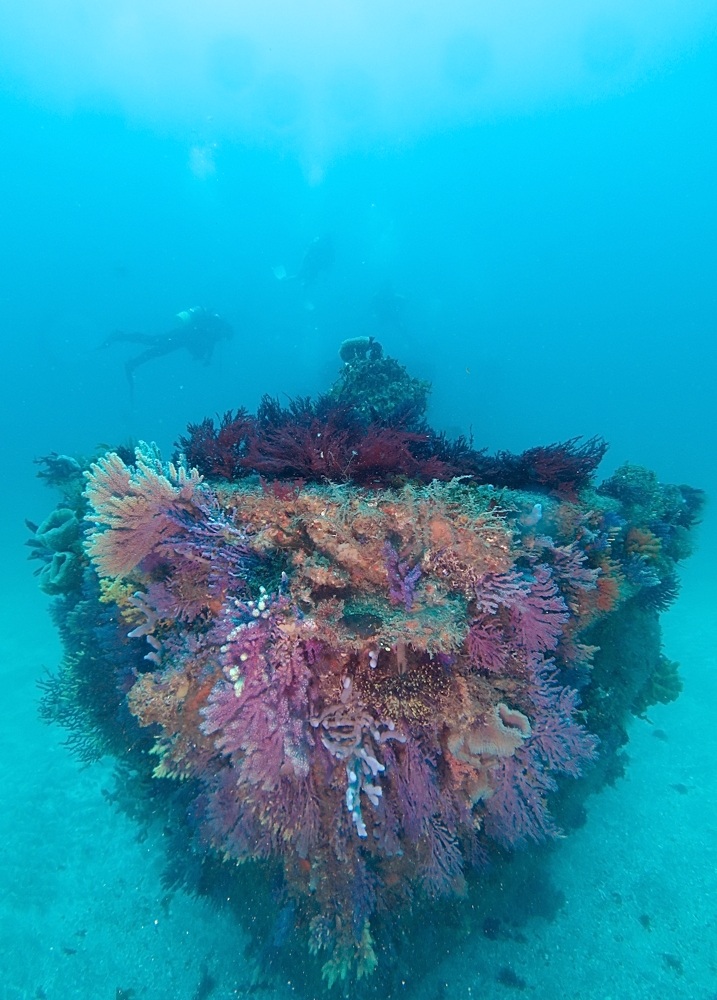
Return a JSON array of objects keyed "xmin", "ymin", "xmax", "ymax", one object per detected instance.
[{"xmin": 1, "ymin": 539, "xmax": 715, "ymax": 1000}]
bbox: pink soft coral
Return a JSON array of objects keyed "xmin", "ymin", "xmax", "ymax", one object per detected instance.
[{"xmin": 84, "ymin": 446, "xmax": 205, "ymax": 577}]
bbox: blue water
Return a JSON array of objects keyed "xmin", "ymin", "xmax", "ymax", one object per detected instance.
[{"xmin": 1, "ymin": 8, "xmax": 716, "ymax": 999}]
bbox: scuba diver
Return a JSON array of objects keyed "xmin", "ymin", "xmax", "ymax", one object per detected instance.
[
  {"xmin": 102, "ymin": 307, "xmax": 233, "ymax": 387},
  {"xmin": 295, "ymin": 234, "xmax": 335, "ymax": 287},
  {"xmin": 272, "ymin": 234, "xmax": 335, "ymax": 306}
]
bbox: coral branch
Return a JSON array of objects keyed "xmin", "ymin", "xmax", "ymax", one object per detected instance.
[{"xmin": 84, "ymin": 445, "xmax": 205, "ymax": 577}]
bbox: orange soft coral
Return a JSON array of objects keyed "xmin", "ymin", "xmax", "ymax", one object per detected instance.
[{"xmin": 625, "ymin": 526, "xmax": 662, "ymax": 562}]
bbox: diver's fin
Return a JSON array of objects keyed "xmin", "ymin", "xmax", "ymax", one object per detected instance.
[
  {"xmin": 273, "ymin": 264, "xmax": 298, "ymax": 281},
  {"xmin": 101, "ymin": 329, "xmax": 124, "ymax": 348},
  {"xmin": 124, "ymin": 360, "xmax": 136, "ymax": 395}
]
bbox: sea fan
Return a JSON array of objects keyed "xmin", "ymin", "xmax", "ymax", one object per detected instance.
[
  {"xmin": 544, "ymin": 539, "xmax": 600, "ymax": 591},
  {"xmin": 483, "ymin": 750, "xmax": 558, "ymax": 848},
  {"xmin": 84, "ymin": 445, "xmax": 205, "ymax": 577},
  {"xmin": 421, "ymin": 816, "xmax": 464, "ymax": 897},
  {"xmin": 473, "ymin": 571, "xmax": 531, "ymax": 615},
  {"xmin": 202, "ymin": 618, "xmax": 314, "ymax": 788},
  {"xmin": 467, "ymin": 617, "xmax": 508, "ymax": 674},
  {"xmin": 509, "ymin": 566, "xmax": 569, "ymax": 654}
]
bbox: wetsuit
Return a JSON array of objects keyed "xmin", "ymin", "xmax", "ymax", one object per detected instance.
[{"xmin": 103, "ymin": 307, "xmax": 233, "ymax": 384}]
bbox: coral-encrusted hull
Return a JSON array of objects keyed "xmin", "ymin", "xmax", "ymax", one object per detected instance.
[
  {"xmin": 79, "ymin": 446, "xmax": 611, "ymax": 981},
  {"xmin": 33, "ymin": 383, "xmax": 701, "ymax": 988}
]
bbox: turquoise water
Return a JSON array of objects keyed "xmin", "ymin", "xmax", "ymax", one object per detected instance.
[{"xmin": 1, "ymin": 8, "xmax": 717, "ymax": 999}]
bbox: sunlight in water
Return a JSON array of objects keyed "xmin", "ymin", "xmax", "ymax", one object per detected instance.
[{"xmin": 0, "ymin": 0, "xmax": 716, "ymax": 165}]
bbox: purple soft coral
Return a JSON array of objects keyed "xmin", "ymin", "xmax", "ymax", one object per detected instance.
[
  {"xmin": 474, "ymin": 570, "xmax": 531, "ymax": 615},
  {"xmin": 202, "ymin": 613, "xmax": 314, "ymax": 786},
  {"xmin": 484, "ymin": 648, "xmax": 598, "ymax": 848},
  {"xmin": 169, "ymin": 499, "xmax": 252, "ymax": 604},
  {"xmin": 510, "ymin": 565, "xmax": 570, "ymax": 654},
  {"xmin": 483, "ymin": 750, "xmax": 559, "ymax": 848},
  {"xmin": 200, "ymin": 608, "xmax": 322, "ymax": 859},
  {"xmin": 467, "ymin": 617, "xmax": 507, "ymax": 674},
  {"xmin": 383, "ymin": 541, "xmax": 422, "ymax": 610},
  {"xmin": 524, "ymin": 653, "xmax": 599, "ymax": 770}
]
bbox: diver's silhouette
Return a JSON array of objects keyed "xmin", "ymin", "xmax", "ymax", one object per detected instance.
[
  {"xmin": 103, "ymin": 307, "xmax": 233, "ymax": 387},
  {"xmin": 272, "ymin": 234, "xmax": 335, "ymax": 287},
  {"xmin": 296, "ymin": 234, "xmax": 335, "ymax": 287}
]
